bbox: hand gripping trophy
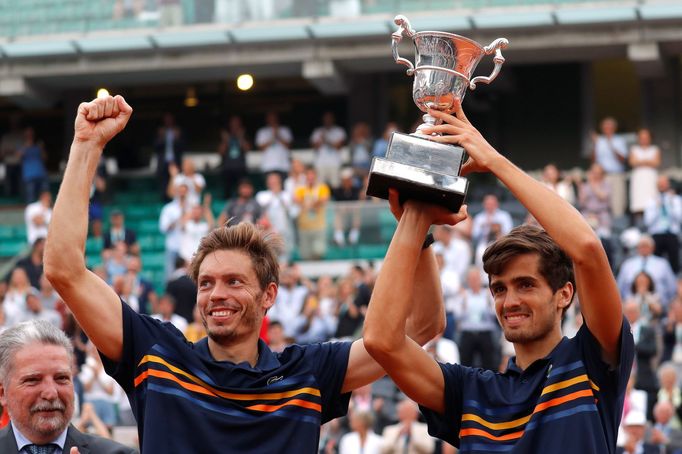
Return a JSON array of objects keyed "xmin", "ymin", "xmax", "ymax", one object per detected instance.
[{"xmin": 366, "ymin": 15, "xmax": 509, "ymax": 211}]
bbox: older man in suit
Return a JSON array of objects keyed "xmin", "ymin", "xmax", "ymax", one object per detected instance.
[{"xmin": 0, "ymin": 320, "xmax": 135, "ymax": 454}]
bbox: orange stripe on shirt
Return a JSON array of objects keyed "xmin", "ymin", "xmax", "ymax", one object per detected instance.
[
  {"xmin": 247, "ymin": 399, "xmax": 322, "ymax": 413},
  {"xmin": 459, "ymin": 428, "xmax": 525, "ymax": 441},
  {"xmin": 460, "ymin": 389, "xmax": 595, "ymax": 440},
  {"xmin": 136, "ymin": 354, "xmax": 321, "ymax": 400}
]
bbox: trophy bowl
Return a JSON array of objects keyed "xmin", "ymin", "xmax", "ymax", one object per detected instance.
[{"xmin": 366, "ymin": 15, "xmax": 509, "ymax": 211}]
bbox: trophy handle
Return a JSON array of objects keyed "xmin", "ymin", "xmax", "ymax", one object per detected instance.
[
  {"xmin": 469, "ymin": 38, "xmax": 509, "ymax": 90},
  {"xmin": 392, "ymin": 15, "xmax": 417, "ymax": 76}
]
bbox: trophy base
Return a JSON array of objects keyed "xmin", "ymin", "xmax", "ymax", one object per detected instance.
[
  {"xmin": 366, "ymin": 158, "xmax": 469, "ymax": 212},
  {"xmin": 366, "ymin": 132, "xmax": 469, "ymax": 212}
]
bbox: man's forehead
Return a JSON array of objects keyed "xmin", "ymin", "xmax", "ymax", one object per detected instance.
[
  {"xmin": 489, "ymin": 254, "xmax": 542, "ymax": 282},
  {"xmin": 199, "ymin": 249, "xmax": 255, "ymax": 276}
]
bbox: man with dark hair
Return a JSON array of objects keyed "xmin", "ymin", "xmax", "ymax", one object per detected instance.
[
  {"xmin": 364, "ymin": 101, "xmax": 634, "ymax": 453},
  {"xmin": 45, "ymin": 95, "xmax": 447, "ymax": 453},
  {"xmin": 14, "ymin": 237, "xmax": 45, "ymax": 288},
  {"xmin": 0, "ymin": 320, "xmax": 135, "ymax": 453}
]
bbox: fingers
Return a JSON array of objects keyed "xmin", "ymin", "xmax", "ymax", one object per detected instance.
[
  {"xmin": 452, "ymin": 99, "xmax": 470, "ymax": 124},
  {"xmin": 83, "ymin": 95, "xmax": 132, "ymax": 122},
  {"xmin": 70, "ymin": 448, "xmax": 80, "ymax": 454},
  {"xmin": 388, "ymin": 188, "xmax": 403, "ymax": 220}
]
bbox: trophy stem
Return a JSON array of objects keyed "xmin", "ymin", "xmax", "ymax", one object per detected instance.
[{"xmin": 413, "ymin": 113, "xmax": 442, "ymax": 137}]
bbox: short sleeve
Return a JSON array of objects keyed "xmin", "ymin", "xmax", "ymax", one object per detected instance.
[
  {"xmin": 576, "ymin": 316, "xmax": 635, "ymax": 389},
  {"xmin": 419, "ymin": 362, "xmax": 465, "ymax": 448},
  {"xmin": 99, "ymin": 299, "xmax": 187, "ymax": 393},
  {"xmin": 281, "ymin": 127, "xmax": 293, "ymax": 143},
  {"xmin": 255, "ymin": 128, "xmax": 268, "ymax": 147},
  {"xmin": 305, "ymin": 341, "xmax": 353, "ymax": 423},
  {"xmin": 320, "ymin": 184, "xmax": 331, "ymax": 199}
]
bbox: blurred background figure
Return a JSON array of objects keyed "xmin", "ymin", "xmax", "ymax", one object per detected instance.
[{"xmin": 629, "ymin": 128, "xmax": 660, "ymax": 226}]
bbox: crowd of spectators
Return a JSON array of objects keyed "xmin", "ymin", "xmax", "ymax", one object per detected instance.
[{"xmin": 2, "ymin": 109, "xmax": 682, "ymax": 453}]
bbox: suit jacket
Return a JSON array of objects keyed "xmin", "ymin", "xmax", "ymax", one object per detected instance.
[
  {"xmin": 634, "ymin": 324, "xmax": 659, "ymax": 391},
  {"xmin": 0, "ymin": 424, "xmax": 137, "ymax": 454},
  {"xmin": 381, "ymin": 422, "xmax": 435, "ymax": 454}
]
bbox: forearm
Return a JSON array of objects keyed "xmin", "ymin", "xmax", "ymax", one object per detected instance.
[
  {"xmin": 45, "ymin": 140, "xmax": 101, "ymax": 278},
  {"xmin": 364, "ymin": 210, "xmax": 430, "ymax": 351},
  {"xmin": 405, "ymin": 247, "xmax": 445, "ymax": 345},
  {"xmin": 489, "ymin": 154, "xmax": 599, "ymax": 261}
]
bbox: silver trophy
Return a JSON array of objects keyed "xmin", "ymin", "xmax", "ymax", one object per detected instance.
[{"xmin": 367, "ymin": 15, "xmax": 509, "ymax": 211}]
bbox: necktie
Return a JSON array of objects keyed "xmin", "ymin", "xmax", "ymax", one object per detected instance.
[{"xmin": 26, "ymin": 444, "xmax": 57, "ymax": 454}]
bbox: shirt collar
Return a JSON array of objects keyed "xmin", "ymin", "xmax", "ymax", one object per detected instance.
[
  {"xmin": 198, "ymin": 338, "xmax": 281, "ymax": 372},
  {"xmin": 12, "ymin": 421, "xmax": 67, "ymax": 452},
  {"xmin": 504, "ymin": 336, "xmax": 569, "ymax": 375}
]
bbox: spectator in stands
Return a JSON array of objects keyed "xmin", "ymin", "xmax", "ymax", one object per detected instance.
[
  {"xmin": 154, "ymin": 112, "xmax": 184, "ymax": 201},
  {"xmin": 349, "ymin": 265, "xmax": 372, "ymax": 310},
  {"xmin": 618, "ymin": 235, "xmax": 677, "ymax": 307},
  {"xmin": 179, "ymin": 194, "xmax": 215, "ymax": 264},
  {"xmin": 166, "ymin": 257, "xmax": 197, "ymax": 323},
  {"xmin": 89, "ymin": 157, "xmax": 108, "ymax": 239},
  {"xmin": 284, "ymin": 157, "xmax": 306, "ymax": 198},
  {"xmin": 218, "ymin": 179, "xmax": 262, "ymax": 226},
  {"xmin": 79, "ymin": 342, "xmax": 118, "ymax": 430},
  {"xmin": 626, "ymin": 272, "xmax": 663, "ymax": 325},
  {"xmin": 579, "ymin": 162, "xmax": 614, "ymax": 263},
  {"xmin": 184, "ymin": 304, "xmax": 206, "ymax": 343},
  {"xmin": 14, "ymin": 237, "xmax": 44, "ymax": 289},
  {"xmin": 591, "ymin": 116, "xmax": 628, "ymax": 218},
  {"xmin": 256, "ymin": 111, "xmax": 293, "ymax": 182},
  {"xmin": 125, "ymin": 255, "xmax": 156, "ymax": 315},
  {"xmin": 618, "ymin": 410, "xmax": 658, "ymax": 454},
  {"xmin": 159, "ymin": 182, "xmax": 191, "ymax": 280},
  {"xmin": 268, "ymin": 264, "xmax": 308, "ymax": 338},
  {"xmin": 2, "ymin": 268, "xmax": 32, "ymax": 327},
  {"xmin": 294, "ymin": 166, "xmax": 331, "ymax": 260},
  {"xmin": 457, "ymin": 267, "xmax": 499, "ymax": 370},
  {"xmin": 662, "ymin": 300, "xmax": 682, "ymax": 366},
  {"xmin": 433, "ymin": 224, "xmax": 471, "ymax": 282},
  {"xmin": 292, "ymin": 292, "xmax": 337, "ymax": 344},
  {"xmin": 436, "ymin": 251, "xmax": 461, "ymax": 342},
  {"xmin": 267, "ymin": 320, "xmax": 289, "ymax": 353},
  {"xmin": 24, "ymin": 190, "xmax": 51, "ymax": 246},
  {"xmin": 471, "ymin": 194, "xmax": 513, "ymax": 253},
  {"xmin": 103, "ymin": 209, "xmax": 139, "ymax": 256},
  {"xmin": 629, "ymin": 128, "xmax": 660, "ymax": 225},
  {"xmin": 38, "ymin": 275, "xmax": 58, "ymax": 311},
  {"xmin": 339, "ymin": 410, "xmax": 382, "ymax": 454},
  {"xmin": 381, "ymin": 398, "xmax": 435, "ymax": 454},
  {"xmin": 0, "ymin": 114, "xmax": 23, "ymax": 198},
  {"xmin": 112, "ymin": 274, "xmax": 139, "ymax": 313},
  {"xmin": 167, "ymin": 157, "xmax": 205, "ymax": 207},
  {"xmin": 335, "ymin": 277, "xmax": 363, "ymax": 339},
  {"xmin": 625, "ymin": 300, "xmax": 659, "ymax": 420},
  {"xmin": 151, "ymin": 294, "xmax": 188, "ymax": 333},
  {"xmin": 649, "ymin": 400, "xmax": 682, "ymax": 454},
  {"xmin": 332, "ymin": 167, "xmax": 362, "ymax": 246},
  {"xmin": 255, "ymin": 172, "xmax": 296, "ymax": 262},
  {"xmin": 104, "ymin": 242, "xmax": 130, "ymax": 283},
  {"xmin": 372, "ymin": 121, "xmax": 398, "ymax": 159},
  {"xmin": 644, "ymin": 175, "xmax": 682, "ymax": 274},
  {"xmin": 656, "ymin": 363, "xmax": 682, "ymax": 429},
  {"xmin": 18, "ymin": 288, "xmax": 61, "ymax": 327},
  {"xmin": 349, "ymin": 122, "xmax": 372, "ymax": 177},
  {"xmin": 540, "ymin": 163, "xmax": 575, "ymax": 205},
  {"xmin": 311, "ymin": 111, "xmax": 347, "ymax": 188},
  {"xmin": 0, "ymin": 321, "xmax": 135, "ymax": 453},
  {"xmin": 18, "ymin": 127, "xmax": 48, "ymax": 204},
  {"xmin": 218, "ymin": 115, "xmax": 251, "ymax": 198},
  {"xmin": 316, "ymin": 274, "xmax": 339, "ymax": 320}
]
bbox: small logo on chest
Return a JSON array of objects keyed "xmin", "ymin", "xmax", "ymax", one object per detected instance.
[{"xmin": 267, "ymin": 375, "xmax": 284, "ymax": 385}]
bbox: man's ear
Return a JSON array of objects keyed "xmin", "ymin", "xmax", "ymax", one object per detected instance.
[
  {"xmin": 0, "ymin": 382, "xmax": 6, "ymax": 408},
  {"xmin": 556, "ymin": 282, "xmax": 574, "ymax": 310},
  {"xmin": 262, "ymin": 282, "xmax": 278, "ymax": 312}
]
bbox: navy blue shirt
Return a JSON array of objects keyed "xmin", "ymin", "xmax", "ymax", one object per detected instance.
[
  {"xmin": 420, "ymin": 318, "xmax": 635, "ymax": 453},
  {"xmin": 102, "ymin": 301, "xmax": 352, "ymax": 453}
]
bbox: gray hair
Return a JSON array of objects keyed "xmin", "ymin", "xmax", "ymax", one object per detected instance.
[{"xmin": 0, "ymin": 320, "xmax": 74, "ymax": 385}]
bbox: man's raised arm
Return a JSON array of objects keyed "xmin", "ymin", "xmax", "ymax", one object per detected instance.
[
  {"xmin": 426, "ymin": 103, "xmax": 623, "ymax": 366},
  {"xmin": 45, "ymin": 95, "xmax": 132, "ymax": 362},
  {"xmin": 339, "ymin": 197, "xmax": 458, "ymax": 394}
]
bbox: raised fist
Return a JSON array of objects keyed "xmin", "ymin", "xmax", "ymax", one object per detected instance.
[{"xmin": 74, "ymin": 95, "xmax": 133, "ymax": 147}]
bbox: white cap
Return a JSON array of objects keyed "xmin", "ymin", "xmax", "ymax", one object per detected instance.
[{"xmin": 624, "ymin": 410, "xmax": 647, "ymax": 426}]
